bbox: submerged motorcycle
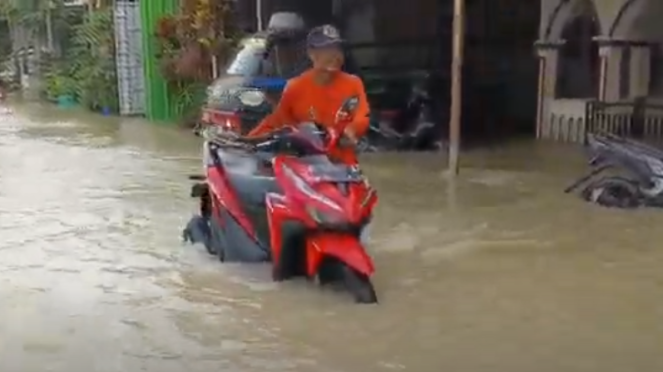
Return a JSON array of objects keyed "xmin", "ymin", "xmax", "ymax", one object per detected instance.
[
  {"xmin": 360, "ymin": 83, "xmax": 443, "ymax": 152},
  {"xmin": 565, "ymin": 132, "xmax": 663, "ymax": 208},
  {"xmin": 183, "ymin": 97, "xmax": 379, "ymax": 303}
]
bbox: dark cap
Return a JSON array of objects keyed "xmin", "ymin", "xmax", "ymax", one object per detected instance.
[{"xmin": 306, "ymin": 24, "xmax": 343, "ymax": 49}]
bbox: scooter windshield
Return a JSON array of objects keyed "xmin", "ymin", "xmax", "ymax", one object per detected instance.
[
  {"xmin": 225, "ymin": 38, "xmax": 269, "ymax": 76},
  {"xmin": 307, "ymin": 161, "xmax": 364, "ymax": 182},
  {"xmin": 224, "ymin": 36, "xmax": 308, "ymax": 80},
  {"xmin": 291, "ymin": 123, "xmax": 326, "ymax": 153}
]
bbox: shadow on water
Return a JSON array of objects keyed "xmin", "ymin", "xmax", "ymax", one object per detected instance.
[{"xmin": 1, "ymin": 103, "xmax": 663, "ymax": 372}]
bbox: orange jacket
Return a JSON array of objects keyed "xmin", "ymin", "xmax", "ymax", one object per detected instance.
[{"xmin": 248, "ymin": 69, "xmax": 370, "ymax": 164}]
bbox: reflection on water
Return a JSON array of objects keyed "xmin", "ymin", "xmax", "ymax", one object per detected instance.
[{"xmin": 1, "ymin": 103, "xmax": 663, "ymax": 372}]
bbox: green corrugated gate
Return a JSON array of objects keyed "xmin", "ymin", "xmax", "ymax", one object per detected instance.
[
  {"xmin": 140, "ymin": 0, "xmax": 177, "ymax": 121},
  {"xmin": 140, "ymin": 0, "xmax": 204, "ymax": 123}
]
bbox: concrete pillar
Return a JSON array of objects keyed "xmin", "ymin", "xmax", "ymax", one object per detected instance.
[
  {"xmin": 534, "ymin": 40, "xmax": 564, "ymax": 138},
  {"xmin": 629, "ymin": 45, "xmax": 651, "ymax": 98},
  {"xmin": 594, "ymin": 38, "xmax": 652, "ymax": 101},
  {"xmin": 595, "ymin": 38, "xmax": 625, "ymax": 101}
]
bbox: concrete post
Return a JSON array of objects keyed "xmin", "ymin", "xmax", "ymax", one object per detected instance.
[
  {"xmin": 534, "ymin": 40, "xmax": 565, "ymax": 138},
  {"xmin": 629, "ymin": 45, "xmax": 651, "ymax": 98},
  {"xmin": 597, "ymin": 43, "xmax": 624, "ymax": 100}
]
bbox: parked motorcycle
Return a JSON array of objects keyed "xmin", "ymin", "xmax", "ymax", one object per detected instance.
[
  {"xmin": 565, "ymin": 132, "xmax": 663, "ymax": 208},
  {"xmin": 183, "ymin": 96, "xmax": 379, "ymax": 303},
  {"xmin": 361, "ymin": 81, "xmax": 443, "ymax": 152}
]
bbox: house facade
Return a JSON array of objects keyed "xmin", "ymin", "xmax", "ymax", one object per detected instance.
[
  {"xmin": 537, "ymin": 0, "xmax": 663, "ymax": 142},
  {"xmin": 237, "ymin": 0, "xmax": 541, "ymax": 141}
]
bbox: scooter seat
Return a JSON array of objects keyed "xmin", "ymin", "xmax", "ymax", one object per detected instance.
[
  {"xmin": 227, "ymin": 172, "xmax": 280, "ymax": 205},
  {"xmin": 218, "ymin": 148, "xmax": 261, "ymax": 174},
  {"xmin": 214, "ymin": 147, "xmax": 281, "ymax": 204}
]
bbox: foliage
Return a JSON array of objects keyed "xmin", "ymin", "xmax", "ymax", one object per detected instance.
[
  {"xmin": 1, "ymin": 0, "xmax": 83, "ymax": 95},
  {"xmin": 0, "ymin": 0, "xmax": 18, "ymax": 24},
  {"xmin": 153, "ymin": 0, "xmax": 240, "ymax": 121},
  {"xmin": 0, "ymin": 18, "xmax": 11, "ymax": 60},
  {"xmin": 1, "ymin": 0, "xmax": 75, "ymax": 50},
  {"xmin": 42, "ymin": 59, "xmax": 75, "ymax": 101},
  {"xmin": 155, "ymin": 0, "xmax": 238, "ymax": 83},
  {"xmin": 43, "ymin": 7, "xmax": 118, "ymax": 112}
]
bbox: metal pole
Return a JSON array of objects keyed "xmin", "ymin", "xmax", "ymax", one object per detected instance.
[
  {"xmin": 256, "ymin": 0, "xmax": 263, "ymax": 31},
  {"xmin": 46, "ymin": 4, "xmax": 54, "ymax": 52},
  {"xmin": 535, "ymin": 54, "xmax": 545, "ymax": 138},
  {"xmin": 447, "ymin": 0, "xmax": 464, "ymax": 175}
]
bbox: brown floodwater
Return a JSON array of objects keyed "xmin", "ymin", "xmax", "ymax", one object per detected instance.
[{"xmin": 1, "ymin": 103, "xmax": 663, "ymax": 372}]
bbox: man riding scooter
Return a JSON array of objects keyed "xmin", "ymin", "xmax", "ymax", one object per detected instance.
[
  {"xmin": 183, "ymin": 25, "xmax": 376, "ymax": 269},
  {"xmin": 246, "ymin": 24, "xmax": 372, "ymax": 244},
  {"xmin": 247, "ymin": 24, "xmax": 370, "ymax": 165}
]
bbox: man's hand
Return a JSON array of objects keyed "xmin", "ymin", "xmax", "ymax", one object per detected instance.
[
  {"xmin": 343, "ymin": 125, "xmax": 357, "ymax": 143},
  {"xmin": 336, "ymin": 109, "xmax": 352, "ymax": 121}
]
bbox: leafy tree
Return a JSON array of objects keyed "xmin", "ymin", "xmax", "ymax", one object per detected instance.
[
  {"xmin": 44, "ymin": 6, "xmax": 117, "ymax": 111},
  {"xmin": 68, "ymin": 7, "xmax": 117, "ymax": 111}
]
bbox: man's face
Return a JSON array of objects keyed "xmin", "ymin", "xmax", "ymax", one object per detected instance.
[{"xmin": 308, "ymin": 46, "xmax": 344, "ymax": 72}]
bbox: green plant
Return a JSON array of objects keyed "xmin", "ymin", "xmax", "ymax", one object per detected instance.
[
  {"xmin": 3, "ymin": 0, "xmax": 75, "ymax": 56},
  {"xmin": 2, "ymin": 0, "xmax": 83, "ymax": 96},
  {"xmin": 66, "ymin": 8, "xmax": 118, "ymax": 112},
  {"xmin": 155, "ymin": 0, "xmax": 238, "ymax": 81},
  {"xmin": 153, "ymin": 0, "xmax": 239, "ymax": 122},
  {"xmin": 43, "ymin": 66, "xmax": 75, "ymax": 101}
]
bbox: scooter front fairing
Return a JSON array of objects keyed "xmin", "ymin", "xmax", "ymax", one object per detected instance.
[{"xmin": 265, "ymin": 155, "xmax": 376, "ymax": 281}]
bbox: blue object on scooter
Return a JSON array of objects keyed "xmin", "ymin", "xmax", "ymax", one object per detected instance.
[{"xmin": 247, "ymin": 77, "xmax": 287, "ymax": 91}]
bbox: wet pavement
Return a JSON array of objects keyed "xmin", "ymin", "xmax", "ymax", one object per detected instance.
[{"xmin": 1, "ymin": 103, "xmax": 663, "ymax": 372}]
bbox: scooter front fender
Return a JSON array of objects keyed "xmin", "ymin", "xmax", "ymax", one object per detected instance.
[{"xmin": 305, "ymin": 233, "xmax": 375, "ymax": 277}]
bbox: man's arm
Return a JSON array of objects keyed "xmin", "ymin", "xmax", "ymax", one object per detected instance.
[
  {"xmin": 348, "ymin": 76, "xmax": 370, "ymax": 137},
  {"xmin": 247, "ymin": 81, "xmax": 298, "ymax": 137}
]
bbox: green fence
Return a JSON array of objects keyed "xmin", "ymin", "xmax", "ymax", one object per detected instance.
[{"xmin": 140, "ymin": 0, "xmax": 194, "ymax": 123}]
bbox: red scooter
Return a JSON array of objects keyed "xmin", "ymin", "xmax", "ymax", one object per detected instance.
[{"xmin": 185, "ymin": 96, "xmax": 378, "ymax": 303}]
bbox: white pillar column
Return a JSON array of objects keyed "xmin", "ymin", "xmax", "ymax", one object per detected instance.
[
  {"xmin": 534, "ymin": 40, "xmax": 565, "ymax": 139},
  {"xmin": 629, "ymin": 44, "xmax": 651, "ymax": 98},
  {"xmin": 595, "ymin": 38, "xmax": 626, "ymax": 101}
]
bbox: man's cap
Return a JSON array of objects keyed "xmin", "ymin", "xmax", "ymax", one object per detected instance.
[{"xmin": 306, "ymin": 25, "xmax": 343, "ymax": 49}]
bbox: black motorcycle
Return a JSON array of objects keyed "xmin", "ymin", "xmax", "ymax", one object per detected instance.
[
  {"xmin": 361, "ymin": 82, "xmax": 443, "ymax": 152},
  {"xmin": 565, "ymin": 132, "xmax": 663, "ymax": 208}
]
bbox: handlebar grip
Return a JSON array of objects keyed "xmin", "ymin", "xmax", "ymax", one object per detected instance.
[{"xmin": 254, "ymin": 142, "xmax": 270, "ymax": 152}]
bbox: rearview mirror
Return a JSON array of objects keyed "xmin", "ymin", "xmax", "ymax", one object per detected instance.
[{"xmin": 340, "ymin": 96, "xmax": 359, "ymax": 114}]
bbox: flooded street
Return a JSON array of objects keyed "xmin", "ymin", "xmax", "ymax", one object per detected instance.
[{"xmin": 1, "ymin": 103, "xmax": 663, "ymax": 372}]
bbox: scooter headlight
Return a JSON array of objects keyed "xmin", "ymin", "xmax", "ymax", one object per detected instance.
[
  {"xmin": 281, "ymin": 164, "xmax": 341, "ymax": 212},
  {"xmin": 238, "ymin": 90, "xmax": 265, "ymax": 107},
  {"xmin": 207, "ymin": 85, "xmax": 239, "ymax": 106},
  {"xmin": 305, "ymin": 205, "xmax": 341, "ymax": 224}
]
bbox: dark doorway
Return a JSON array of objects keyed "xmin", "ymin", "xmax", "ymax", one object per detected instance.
[
  {"xmin": 556, "ymin": 1, "xmax": 600, "ymax": 99},
  {"xmin": 347, "ymin": 0, "xmax": 542, "ymax": 146},
  {"xmin": 458, "ymin": 0, "xmax": 542, "ymax": 144}
]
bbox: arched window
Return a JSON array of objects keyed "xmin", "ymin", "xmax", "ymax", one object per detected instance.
[{"xmin": 556, "ymin": 9, "xmax": 600, "ymax": 98}]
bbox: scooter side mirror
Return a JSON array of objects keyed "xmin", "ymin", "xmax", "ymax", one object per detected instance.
[{"xmin": 326, "ymin": 96, "xmax": 361, "ymax": 152}]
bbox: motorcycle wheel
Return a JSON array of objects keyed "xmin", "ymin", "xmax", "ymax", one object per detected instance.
[
  {"xmin": 581, "ymin": 176, "xmax": 641, "ymax": 208},
  {"xmin": 340, "ymin": 263, "xmax": 377, "ymax": 304}
]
